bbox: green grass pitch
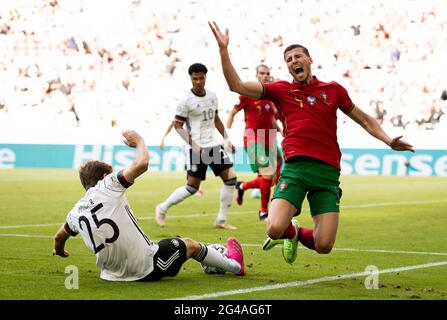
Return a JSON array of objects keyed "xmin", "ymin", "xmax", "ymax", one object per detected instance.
[{"xmin": 0, "ymin": 169, "xmax": 446, "ymax": 300}]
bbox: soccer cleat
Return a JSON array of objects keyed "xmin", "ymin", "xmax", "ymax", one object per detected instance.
[
  {"xmin": 214, "ymin": 220, "xmax": 237, "ymax": 230},
  {"xmin": 262, "ymin": 237, "xmax": 284, "ymax": 250},
  {"xmin": 227, "ymin": 237, "xmax": 245, "ymax": 276},
  {"xmin": 155, "ymin": 204, "xmax": 166, "ymax": 227},
  {"xmin": 259, "ymin": 211, "xmax": 268, "ymax": 221},
  {"xmin": 282, "ymin": 219, "xmax": 299, "ymax": 264},
  {"xmin": 235, "ymin": 181, "xmax": 245, "ymax": 205}
]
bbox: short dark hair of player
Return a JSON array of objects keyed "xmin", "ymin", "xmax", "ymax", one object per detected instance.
[
  {"xmin": 256, "ymin": 64, "xmax": 269, "ymax": 73},
  {"xmin": 188, "ymin": 63, "xmax": 208, "ymax": 75},
  {"xmin": 79, "ymin": 160, "xmax": 113, "ymax": 190},
  {"xmin": 283, "ymin": 44, "xmax": 310, "ymax": 58}
]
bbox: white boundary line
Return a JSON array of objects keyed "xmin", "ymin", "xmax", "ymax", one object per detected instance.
[
  {"xmin": 1, "ymin": 232, "xmax": 446, "ymax": 257},
  {"xmin": 171, "ymin": 261, "xmax": 447, "ymax": 300},
  {"xmin": 1, "ymin": 198, "xmax": 447, "ymax": 230}
]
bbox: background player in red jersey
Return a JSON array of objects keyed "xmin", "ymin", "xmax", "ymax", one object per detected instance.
[
  {"xmin": 209, "ymin": 21, "xmax": 414, "ymax": 264},
  {"xmin": 226, "ymin": 64, "xmax": 283, "ymax": 221}
]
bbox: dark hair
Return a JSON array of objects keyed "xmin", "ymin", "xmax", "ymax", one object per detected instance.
[
  {"xmin": 79, "ymin": 160, "xmax": 113, "ymax": 190},
  {"xmin": 283, "ymin": 44, "xmax": 310, "ymax": 58},
  {"xmin": 256, "ymin": 64, "xmax": 269, "ymax": 73},
  {"xmin": 188, "ymin": 63, "xmax": 208, "ymax": 75}
]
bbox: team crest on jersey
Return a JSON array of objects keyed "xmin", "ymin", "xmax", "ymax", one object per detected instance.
[
  {"xmin": 170, "ymin": 238, "xmax": 180, "ymax": 247},
  {"xmin": 196, "ymin": 104, "xmax": 201, "ymax": 108},
  {"xmin": 307, "ymin": 95, "xmax": 317, "ymax": 105},
  {"xmin": 191, "ymin": 164, "xmax": 198, "ymax": 172},
  {"xmin": 264, "ymin": 104, "xmax": 271, "ymax": 112},
  {"xmin": 320, "ymin": 91, "xmax": 328, "ymax": 103},
  {"xmin": 279, "ymin": 180, "xmax": 288, "ymax": 192}
]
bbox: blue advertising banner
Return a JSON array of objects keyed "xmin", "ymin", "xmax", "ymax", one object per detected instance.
[{"xmin": 1, "ymin": 144, "xmax": 446, "ymax": 176}]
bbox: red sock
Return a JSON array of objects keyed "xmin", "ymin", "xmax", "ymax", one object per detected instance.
[
  {"xmin": 280, "ymin": 222, "xmax": 297, "ymax": 239},
  {"xmin": 298, "ymin": 227, "xmax": 315, "ymax": 250},
  {"xmin": 259, "ymin": 178, "xmax": 272, "ymax": 212},
  {"xmin": 241, "ymin": 176, "xmax": 262, "ymax": 190}
]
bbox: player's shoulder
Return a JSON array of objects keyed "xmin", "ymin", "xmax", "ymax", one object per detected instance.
[
  {"xmin": 205, "ymin": 89, "xmax": 217, "ymax": 97},
  {"xmin": 264, "ymin": 80, "xmax": 293, "ymax": 92},
  {"xmin": 320, "ymin": 79, "xmax": 345, "ymax": 90}
]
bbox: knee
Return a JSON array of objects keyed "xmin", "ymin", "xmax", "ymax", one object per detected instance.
[
  {"xmin": 315, "ymin": 241, "xmax": 334, "ymax": 254},
  {"xmin": 181, "ymin": 237, "xmax": 198, "ymax": 256},
  {"xmin": 266, "ymin": 223, "xmax": 284, "ymax": 240}
]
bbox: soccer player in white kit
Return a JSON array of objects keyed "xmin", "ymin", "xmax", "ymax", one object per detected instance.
[
  {"xmin": 155, "ymin": 63, "xmax": 238, "ymax": 230},
  {"xmin": 53, "ymin": 130, "xmax": 245, "ymax": 281}
]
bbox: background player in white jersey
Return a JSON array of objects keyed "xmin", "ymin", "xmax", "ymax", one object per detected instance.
[
  {"xmin": 53, "ymin": 130, "xmax": 245, "ymax": 281},
  {"xmin": 155, "ymin": 63, "xmax": 238, "ymax": 230}
]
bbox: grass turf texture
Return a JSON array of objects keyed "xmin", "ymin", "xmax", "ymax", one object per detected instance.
[{"xmin": 0, "ymin": 169, "xmax": 446, "ymax": 300}]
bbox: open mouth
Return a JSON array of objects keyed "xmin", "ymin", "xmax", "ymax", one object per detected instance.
[{"xmin": 295, "ymin": 67, "xmax": 304, "ymax": 74}]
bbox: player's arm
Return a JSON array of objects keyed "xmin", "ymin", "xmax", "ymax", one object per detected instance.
[
  {"xmin": 347, "ymin": 104, "xmax": 415, "ymax": 152},
  {"xmin": 174, "ymin": 116, "xmax": 202, "ymax": 154},
  {"xmin": 160, "ymin": 121, "xmax": 174, "ymax": 150},
  {"xmin": 121, "ymin": 130, "xmax": 149, "ymax": 183},
  {"xmin": 209, "ymin": 21, "xmax": 263, "ymax": 99},
  {"xmin": 215, "ymin": 111, "xmax": 236, "ymax": 153},
  {"xmin": 226, "ymin": 107, "xmax": 240, "ymax": 129},
  {"xmin": 53, "ymin": 224, "xmax": 70, "ymax": 258}
]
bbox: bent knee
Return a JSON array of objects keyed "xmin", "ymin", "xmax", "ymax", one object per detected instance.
[
  {"xmin": 315, "ymin": 242, "xmax": 334, "ymax": 254},
  {"xmin": 266, "ymin": 224, "xmax": 285, "ymax": 240}
]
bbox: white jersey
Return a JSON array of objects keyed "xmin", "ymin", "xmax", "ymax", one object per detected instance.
[
  {"xmin": 176, "ymin": 89, "xmax": 220, "ymax": 148},
  {"xmin": 65, "ymin": 171, "xmax": 158, "ymax": 281}
]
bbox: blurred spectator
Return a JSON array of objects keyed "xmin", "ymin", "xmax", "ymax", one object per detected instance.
[{"xmin": 0, "ymin": 0, "xmax": 445, "ymax": 132}]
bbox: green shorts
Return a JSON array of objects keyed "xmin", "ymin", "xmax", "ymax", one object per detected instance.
[
  {"xmin": 273, "ymin": 157, "xmax": 341, "ymax": 216},
  {"xmin": 245, "ymin": 141, "xmax": 283, "ymax": 173}
]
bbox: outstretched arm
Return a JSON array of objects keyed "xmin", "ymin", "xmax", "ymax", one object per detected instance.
[
  {"xmin": 208, "ymin": 21, "xmax": 263, "ymax": 99},
  {"xmin": 348, "ymin": 105, "xmax": 415, "ymax": 152},
  {"xmin": 226, "ymin": 107, "xmax": 239, "ymax": 129},
  {"xmin": 122, "ymin": 130, "xmax": 149, "ymax": 183},
  {"xmin": 53, "ymin": 224, "xmax": 70, "ymax": 257},
  {"xmin": 160, "ymin": 121, "xmax": 174, "ymax": 150}
]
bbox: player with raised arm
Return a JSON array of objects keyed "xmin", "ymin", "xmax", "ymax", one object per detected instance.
[
  {"xmin": 209, "ymin": 21, "xmax": 414, "ymax": 264},
  {"xmin": 226, "ymin": 64, "xmax": 283, "ymax": 221},
  {"xmin": 155, "ymin": 63, "xmax": 238, "ymax": 230},
  {"xmin": 53, "ymin": 130, "xmax": 245, "ymax": 281}
]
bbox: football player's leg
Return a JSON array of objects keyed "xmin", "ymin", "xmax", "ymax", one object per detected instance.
[
  {"xmin": 214, "ymin": 166, "xmax": 237, "ymax": 229},
  {"xmin": 184, "ymin": 238, "xmax": 242, "ymax": 275},
  {"xmin": 311, "ymin": 212, "xmax": 338, "ymax": 254},
  {"xmin": 266, "ymin": 198, "xmax": 298, "ymax": 239},
  {"xmin": 157, "ymin": 175, "xmax": 201, "ymax": 214}
]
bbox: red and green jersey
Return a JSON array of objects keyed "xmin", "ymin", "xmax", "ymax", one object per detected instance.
[
  {"xmin": 234, "ymin": 95, "xmax": 277, "ymax": 147},
  {"xmin": 262, "ymin": 76, "xmax": 354, "ymax": 170}
]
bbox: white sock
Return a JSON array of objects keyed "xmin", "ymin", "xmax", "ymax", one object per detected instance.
[
  {"xmin": 159, "ymin": 186, "xmax": 193, "ymax": 212},
  {"xmin": 200, "ymin": 245, "xmax": 241, "ymax": 274},
  {"xmin": 216, "ymin": 184, "xmax": 234, "ymax": 222}
]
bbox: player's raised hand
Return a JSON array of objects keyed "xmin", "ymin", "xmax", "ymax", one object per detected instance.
[
  {"xmin": 390, "ymin": 136, "xmax": 415, "ymax": 152},
  {"xmin": 122, "ymin": 130, "xmax": 144, "ymax": 148},
  {"xmin": 208, "ymin": 21, "xmax": 229, "ymax": 50}
]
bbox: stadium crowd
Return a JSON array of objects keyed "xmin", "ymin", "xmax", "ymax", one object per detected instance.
[{"xmin": 0, "ymin": 0, "xmax": 445, "ymax": 133}]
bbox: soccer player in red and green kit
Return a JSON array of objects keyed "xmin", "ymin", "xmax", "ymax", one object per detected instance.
[
  {"xmin": 209, "ymin": 21, "xmax": 415, "ymax": 264},
  {"xmin": 226, "ymin": 64, "xmax": 283, "ymax": 221}
]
